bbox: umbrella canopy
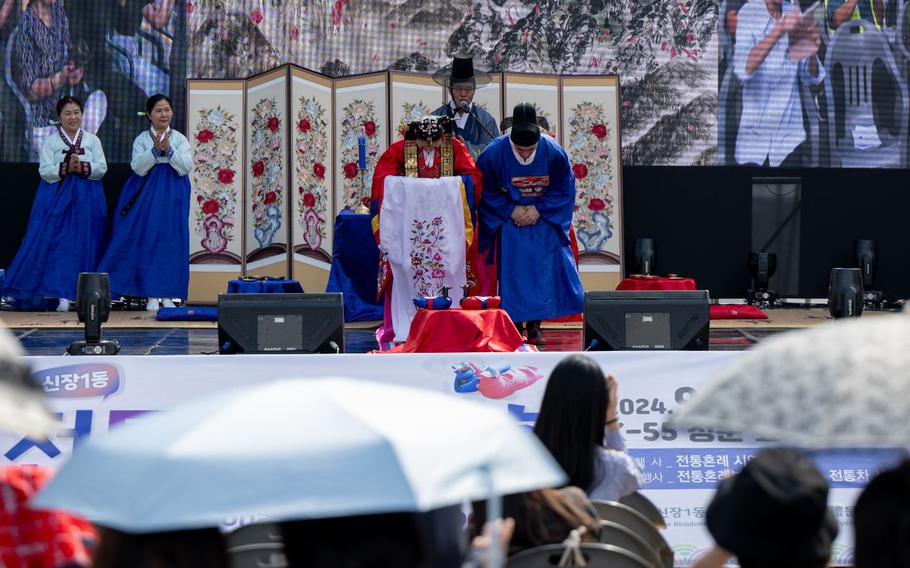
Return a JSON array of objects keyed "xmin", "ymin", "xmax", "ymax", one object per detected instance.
[
  {"xmin": 0, "ymin": 324, "xmax": 58, "ymax": 439},
  {"xmin": 35, "ymin": 377, "xmax": 565, "ymax": 533},
  {"xmin": 670, "ymin": 308, "xmax": 910, "ymax": 448}
]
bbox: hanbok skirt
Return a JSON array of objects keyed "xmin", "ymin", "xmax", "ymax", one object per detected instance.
[
  {"xmin": 97, "ymin": 163, "xmax": 190, "ymax": 299},
  {"xmin": 2, "ymin": 175, "xmax": 107, "ymax": 302}
]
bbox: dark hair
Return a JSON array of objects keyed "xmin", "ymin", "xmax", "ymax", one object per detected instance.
[
  {"xmin": 56, "ymin": 95, "xmax": 83, "ymax": 116},
  {"xmin": 281, "ymin": 513, "xmax": 430, "ymax": 567},
  {"xmin": 533, "ymin": 354, "xmax": 608, "ymax": 492},
  {"xmin": 854, "ymin": 459, "xmax": 910, "ymax": 568},
  {"xmin": 146, "ymin": 94, "xmax": 173, "ymax": 118},
  {"xmin": 92, "ymin": 527, "xmax": 229, "ymax": 568}
]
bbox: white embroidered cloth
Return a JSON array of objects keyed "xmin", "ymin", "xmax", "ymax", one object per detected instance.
[{"xmin": 380, "ymin": 176, "xmax": 467, "ymax": 341}]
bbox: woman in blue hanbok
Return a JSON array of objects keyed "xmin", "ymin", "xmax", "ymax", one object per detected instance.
[
  {"xmin": 98, "ymin": 94, "xmax": 192, "ymax": 311},
  {"xmin": 2, "ymin": 96, "xmax": 107, "ymax": 312}
]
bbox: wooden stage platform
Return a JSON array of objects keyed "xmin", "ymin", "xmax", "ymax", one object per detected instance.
[{"xmin": 0, "ymin": 308, "xmax": 894, "ymax": 330}]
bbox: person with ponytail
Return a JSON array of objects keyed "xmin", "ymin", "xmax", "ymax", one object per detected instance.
[
  {"xmin": 98, "ymin": 94, "xmax": 192, "ymax": 311},
  {"xmin": 2, "ymin": 95, "xmax": 107, "ymax": 311}
]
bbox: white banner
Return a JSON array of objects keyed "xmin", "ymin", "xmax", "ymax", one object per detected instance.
[{"xmin": 1, "ymin": 351, "xmax": 894, "ymax": 565}]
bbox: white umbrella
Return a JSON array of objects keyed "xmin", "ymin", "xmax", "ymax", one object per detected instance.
[
  {"xmin": 0, "ymin": 323, "xmax": 58, "ymax": 439},
  {"xmin": 670, "ymin": 307, "xmax": 910, "ymax": 448},
  {"xmin": 35, "ymin": 377, "xmax": 565, "ymax": 535}
]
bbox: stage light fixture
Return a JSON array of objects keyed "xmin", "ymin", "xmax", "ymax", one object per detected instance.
[
  {"xmin": 828, "ymin": 267, "xmax": 864, "ymax": 319},
  {"xmin": 633, "ymin": 238, "xmax": 656, "ymax": 276},
  {"xmin": 747, "ymin": 251, "xmax": 778, "ymax": 306},
  {"xmin": 855, "ymin": 239, "xmax": 883, "ymax": 308},
  {"xmin": 67, "ymin": 273, "xmax": 120, "ymax": 355}
]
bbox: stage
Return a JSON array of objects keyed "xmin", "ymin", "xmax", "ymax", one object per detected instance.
[{"xmin": 2, "ymin": 308, "xmax": 895, "ymax": 355}]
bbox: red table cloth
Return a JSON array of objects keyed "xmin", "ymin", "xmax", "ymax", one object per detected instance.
[
  {"xmin": 387, "ymin": 308, "xmax": 525, "ymax": 353},
  {"xmin": 617, "ymin": 274, "xmax": 697, "ymax": 291}
]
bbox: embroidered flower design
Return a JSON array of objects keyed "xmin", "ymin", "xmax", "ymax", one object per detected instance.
[
  {"xmin": 409, "ymin": 218, "xmax": 448, "ymax": 296},
  {"xmin": 568, "ymin": 102, "xmax": 616, "ymax": 255},
  {"xmin": 340, "ymin": 99, "xmax": 380, "ymax": 210},
  {"xmin": 250, "ymin": 97, "xmax": 284, "ymax": 246},
  {"xmin": 190, "ymin": 105, "xmax": 239, "ymax": 254},
  {"xmin": 294, "ymin": 96, "xmax": 329, "ymax": 251}
]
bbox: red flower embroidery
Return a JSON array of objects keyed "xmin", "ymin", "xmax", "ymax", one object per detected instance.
[
  {"xmin": 267, "ymin": 117, "xmax": 280, "ymax": 132},
  {"xmin": 250, "ymin": 8, "xmax": 263, "ymax": 24},
  {"xmin": 343, "ymin": 162, "xmax": 359, "ymax": 179},
  {"xmin": 303, "ymin": 193, "xmax": 316, "ymax": 208},
  {"xmin": 202, "ymin": 199, "xmax": 220, "ymax": 214},
  {"xmin": 363, "ymin": 120, "xmax": 377, "ymax": 137},
  {"xmin": 196, "ymin": 195, "xmax": 204, "ymax": 202},
  {"xmin": 217, "ymin": 168, "xmax": 234, "ymax": 184},
  {"xmin": 588, "ymin": 198, "xmax": 606, "ymax": 211},
  {"xmin": 686, "ymin": 32, "xmax": 696, "ymax": 43},
  {"xmin": 362, "ymin": 196, "xmax": 370, "ymax": 207},
  {"xmin": 572, "ymin": 163, "xmax": 588, "ymax": 180},
  {"xmin": 298, "ymin": 118, "xmax": 311, "ymax": 133},
  {"xmin": 264, "ymin": 191, "xmax": 277, "ymax": 205},
  {"xmin": 196, "ymin": 129, "xmax": 214, "ymax": 143},
  {"xmin": 313, "ymin": 162, "xmax": 326, "ymax": 180},
  {"xmin": 291, "ymin": 26, "xmax": 300, "ymax": 40},
  {"xmin": 252, "ymin": 160, "xmax": 265, "ymax": 177},
  {"xmin": 591, "ymin": 124, "xmax": 607, "ymax": 139},
  {"xmin": 187, "ymin": 1, "xmax": 195, "ymax": 14}
]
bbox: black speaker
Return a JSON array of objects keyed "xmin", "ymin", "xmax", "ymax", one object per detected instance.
[
  {"xmin": 633, "ymin": 238, "xmax": 656, "ymax": 276},
  {"xmin": 828, "ymin": 268, "xmax": 863, "ymax": 319},
  {"xmin": 855, "ymin": 239, "xmax": 876, "ymax": 289},
  {"xmin": 583, "ymin": 290, "xmax": 710, "ymax": 351},
  {"xmin": 217, "ymin": 293, "xmax": 344, "ymax": 354}
]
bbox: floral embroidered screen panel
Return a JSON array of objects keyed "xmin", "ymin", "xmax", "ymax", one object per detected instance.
[
  {"xmin": 291, "ymin": 66, "xmax": 334, "ymax": 263},
  {"xmin": 187, "ymin": 66, "xmax": 624, "ymax": 277},
  {"xmin": 334, "ymin": 72, "xmax": 389, "ymax": 215},
  {"xmin": 245, "ymin": 67, "xmax": 290, "ymax": 272}
]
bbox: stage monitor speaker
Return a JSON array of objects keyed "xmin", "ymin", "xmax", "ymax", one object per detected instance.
[
  {"xmin": 217, "ymin": 293, "xmax": 344, "ymax": 354},
  {"xmin": 583, "ymin": 290, "xmax": 710, "ymax": 351}
]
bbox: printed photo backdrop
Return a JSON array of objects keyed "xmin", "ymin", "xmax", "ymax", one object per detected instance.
[{"xmin": 184, "ymin": 0, "xmax": 718, "ymax": 167}]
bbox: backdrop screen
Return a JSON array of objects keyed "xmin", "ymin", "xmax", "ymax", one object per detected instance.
[
  {"xmin": 719, "ymin": 0, "xmax": 906, "ymax": 168},
  {"xmin": 0, "ymin": 0, "xmax": 186, "ymax": 163},
  {"xmin": 1, "ymin": 0, "xmax": 905, "ymax": 168}
]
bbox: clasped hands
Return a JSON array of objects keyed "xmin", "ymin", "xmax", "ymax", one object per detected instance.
[
  {"xmin": 155, "ymin": 131, "xmax": 171, "ymax": 156},
  {"xmin": 66, "ymin": 152, "xmax": 81, "ymax": 174},
  {"xmin": 510, "ymin": 204, "xmax": 541, "ymax": 227}
]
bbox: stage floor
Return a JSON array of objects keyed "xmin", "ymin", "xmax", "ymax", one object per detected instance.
[{"xmin": 2, "ymin": 307, "xmax": 895, "ymax": 356}]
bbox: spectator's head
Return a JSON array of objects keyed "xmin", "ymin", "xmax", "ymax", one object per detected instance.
[
  {"xmin": 509, "ymin": 102, "xmax": 541, "ymax": 155},
  {"xmin": 56, "ymin": 95, "xmax": 83, "ymax": 132},
  {"xmin": 92, "ymin": 526, "xmax": 229, "ymax": 568},
  {"xmin": 854, "ymin": 459, "xmax": 910, "ymax": 568},
  {"xmin": 281, "ymin": 512, "xmax": 433, "ymax": 567},
  {"xmin": 146, "ymin": 94, "xmax": 173, "ymax": 131},
  {"xmin": 533, "ymin": 354, "xmax": 608, "ymax": 492},
  {"xmin": 706, "ymin": 448, "xmax": 837, "ymax": 568}
]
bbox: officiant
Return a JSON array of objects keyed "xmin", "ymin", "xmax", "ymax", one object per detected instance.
[
  {"xmin": 431, "ymin": 56, "xmax": 499, "ymax": 160},
  {"xmin": 369, "ymin": 116, "xmax": 482, "ymax": 343}
]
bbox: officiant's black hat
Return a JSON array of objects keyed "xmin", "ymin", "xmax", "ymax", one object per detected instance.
[
  {"xmin": 433, "ymin": 55, "xmax": 492, "ymax": 88},
  {"xmin": 509, "ymin": 103, "xmax": 542, "ymax": 147}
]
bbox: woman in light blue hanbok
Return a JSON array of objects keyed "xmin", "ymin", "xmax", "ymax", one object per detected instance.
[
  {"xmin": 98, "ymin": 94, "xmax": 192, "ymax": 311},
  {"xmin": 2, "ymin": 96, "xmax": 108, "ymax": 312}
]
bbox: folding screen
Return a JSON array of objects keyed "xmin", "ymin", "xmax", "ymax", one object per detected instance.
[
  {"xmin": 185, "ymin": 79, "xmax": 245, "ymax": 303},
  {"xmin": 474, "ymin": 73, "xmax": 504, "ymax": 136},
  {"xmin": 185, "ymin": 67, "xmax": 623, "ymax": 302},
  {"xmin": 503, "ymin": 73, "xmax": 561, "ymax": 141},
  {"xmin": 389, "ymin": 71, "xmax": 445, "ymax": 141},
  {"xmin": 332, "ymin": 72, "xmax": 389, "ymax": 214},
  {"xmin": 244, "ymin": 66, "xmax": 290, "ymax": 278},
  {"xmin": 561, "ymin": 75, "xmax": 624, "ymax": 289},
  {"xmin": 289, "ymin": 65, "xmax": 335, "ymax": 291}
]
